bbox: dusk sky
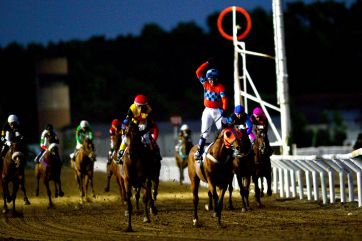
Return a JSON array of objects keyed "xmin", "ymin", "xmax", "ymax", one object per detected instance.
[{"xmin": 0, "ymin": 0, "xmax": 355, "ymax": 47}]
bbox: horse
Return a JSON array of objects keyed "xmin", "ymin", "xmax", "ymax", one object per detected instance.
[
  {"xmin": 188, "ymin": 126, "xmax": 243, "ymax": 227},
  {"xmin": 35, "ymin": 143, "xmax": 64, "ymax": 208},
  {"xmin": 1, "ymin": 142, "xmax": 30, "ymax": 215},
  {"xmin": 252, "ymin": 125, "xmax": 272, "ymax": 201},
  {"xmin": 121, "ymin": 121, "xmax": 155, "ymax": 232},
  {"xmin": 103, "ymin": 149, "xmax": 126, "ymax": 205},
  {"xmin": 227, "ymin": 128, "xmax": 255, "ymax": 212},
  {"xmin": 175, "ymin": 134, "xmax": 193, "ymax": 185},
  {"xmin": 71, "ymin": 137, "xmax": 96, "ymax": 205}
]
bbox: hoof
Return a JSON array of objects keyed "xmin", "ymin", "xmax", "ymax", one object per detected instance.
[
  {"xmin": 124, "ymin": 210, "xmax": 129, "ymax": 217},
  {"xmin": 267, "ymin": 190, "xmax": 272, "ymax": 196},
  {"xmin": 193, "ymin": 219, "xmax": 198, "ymax": 227},
  {"xmin": 125, "ymin": 226, "xmax": 133, "ymax": 232},
  {"xmin": 2, "ymin": 209, "xmax": 8, "ymax": 214},
  {"xmin": 59, "ymin": 191, "xmax": 64, "ymax": 197},
  {"xmin": 24, "ymin": 198, "xmax": 31, "ymax": 205},
  {"xmin": 143, "ymin": 217, "xmax": 151, "ymax": 223},
  {"xmin": 104, "ymin": 187, "xmax": 110, "ymax": 192},
  {"xmin": 212, "ymin": 212, "xmax": 217, "ymax": 218},
  {"xmin": 261, "ymin": 192, "xmax": 264, "ymax": 198},
  {"xmin": 204, "ymin": 204, "xmax": 209, "ymax": 211}
]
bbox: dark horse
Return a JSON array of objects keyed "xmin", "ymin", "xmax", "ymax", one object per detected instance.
[
  {"xmin": 121, "ymin": 121, "xmax": 157, "ymax": 232},
  {"xmin": 227, "ymin": 128, "xmax": 255, "ymax": 212},
  {"xmin": 252, "ymin": 125, "xmax": 272, "ymax": 200},
  {"xmin": 71, "ymin": 137, "xmax": 96, "ymax": 205},
  {"xmin": 2, "ymin": 142, "xmax": 30, "ymax": 215},
  {"xmin": 35, "ymin": 143, "xmax": 64, "ymax": 208},
  {"xmin": 175, "ymin": 134, "xmax": 193, "ymax": 185},
  {"xmin": 188, "ymin": 126, "xmax": 243, "ymax": 227}
]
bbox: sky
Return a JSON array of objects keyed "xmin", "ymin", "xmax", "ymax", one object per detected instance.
[{"xmin": 0, "ymin": 0, "xmax": 355, "ymax": 47}]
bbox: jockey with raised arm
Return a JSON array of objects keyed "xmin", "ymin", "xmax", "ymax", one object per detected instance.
[
  {"xmin": 194, "ymin": 59, "xmax": 228, "ymax": 161},
  {"xmin": 115, "ymin": 94, "xmax": 162, "ymax": 164}
]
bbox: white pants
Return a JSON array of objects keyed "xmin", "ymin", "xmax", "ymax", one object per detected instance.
[{"xmin": 200, "ymin": 107, "xmax": 226, "ymax": 140}]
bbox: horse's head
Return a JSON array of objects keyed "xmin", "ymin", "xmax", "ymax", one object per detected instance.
[
  {"xmin": 82, "ymin": 137, "xmax": 96, "ymax": 161},
  {"xmin": 8, "ymin": 142, "xmax": 25, "ymax": 168},
  {"xmin": 222, "ymin": 127, "xmax": 243, "ymax": 158},
  {"xmin": 48, "ymin": 143, "xmax": 59, "ymax": 155},
  {"xmin": 254, "ymin": 130, "xmax": 267, "ymax": 158}
]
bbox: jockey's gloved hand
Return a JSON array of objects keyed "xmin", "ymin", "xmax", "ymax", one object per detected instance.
[{"xmin": 219, "ymin": 109, "xmax": 227, "ymax": 118}]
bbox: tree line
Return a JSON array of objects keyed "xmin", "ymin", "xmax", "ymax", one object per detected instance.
[{"xmin": 0, "ymin": 0, "xmax": 360, "ymax": 147}]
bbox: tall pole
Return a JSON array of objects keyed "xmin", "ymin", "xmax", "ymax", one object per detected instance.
[
  {"xmin": 272, "ymin": 0, "xmax": 291, "ymax": 155},
  {"xmin": 232, "ymin": 7, "xmax": 241, "ymax": 107}
]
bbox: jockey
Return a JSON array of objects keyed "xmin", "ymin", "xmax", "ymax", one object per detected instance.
[
  {"xmin": 227, "ymin": 105, "xmax": 255, "ymax": 143},
  {"xmin": 34, "ymin": 124, "xmax": 60, "ymax": 164},
  {"xmin": 175, "ymin": 124, "xmax": 192, "ymax": 152},
  {"xmin": 107, "ymin": 119, "xmax": 122, "ymax": 165},
  {"xmin": 115, "ymin": 94, "xmax": 162, "ymax": 164},
  {"xmin": 250, "ymin": 107, "xmax": 273, "ymax": 156},
  {"xmin": 194, "ymin": 59, "xmax": 228, "ymax": 161},
  {"xmin": 0, "ymin": 114, "xmax": 25, "ymax": 162},
  {"xmin": 70, "ymin": 120, "xmax": 94, "ymax": 162}
]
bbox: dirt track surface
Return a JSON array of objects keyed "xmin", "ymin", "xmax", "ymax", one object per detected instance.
[{"xmin": 0, "ymin": 165, "xmax": 361, "ymax": 241}]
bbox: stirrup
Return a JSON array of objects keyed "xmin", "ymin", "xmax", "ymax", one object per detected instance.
[{"xmin": 194, "ymin": 150, "xmax": 202, "ymax": 160}]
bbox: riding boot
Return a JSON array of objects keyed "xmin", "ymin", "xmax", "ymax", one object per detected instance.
[
  {"xmin": 194, "ymin": 137, "xmax": 206, "ymax": 161},
  {"xmin": 107, "ymin": 150, "xmax": 113, "ymax": 165}
]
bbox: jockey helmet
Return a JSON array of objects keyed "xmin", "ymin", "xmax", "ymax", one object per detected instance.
[
  {"xmin": 180, "ymin": 124, "xmax": 189, "ymax": 131},
  {"xmin": 134, "ymin": 94, "xmax": 148, "ymax": 105},
  {"xmin": 206, "ymin": 69, "xmax": 219, "ymax": 80},
  {"xmin": 45, "ymin": 124, "xmax": 54, "ymax": 131},
  {"xmin": 7, "ymin": 114, "xmax": 19, "ymax": 125},
  {"xmin": 253, "ymin": 107, "xmax": 265, "ymax": 117},
  {"xmin": 111, "ymin": 119, "xmax": 121, "ymax": 127},
  {"xmin": 80, "ymin": 120, "xmax": 89, "ymax": 128},
  {"xmin": 234, "ymin": 105, "xmax": 244, "ymax": 114}
]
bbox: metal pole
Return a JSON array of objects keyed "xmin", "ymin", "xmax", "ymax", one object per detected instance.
[
  {"xmin": 272, "ymin": 0, "xmax": 291, "ymax": 155},
  {"xmin": 232, "ymin": 6, "xmax": 241, "ymax": 107}
]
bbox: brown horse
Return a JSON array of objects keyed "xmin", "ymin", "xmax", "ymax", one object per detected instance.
[
  {"xmin": 104, "ymin": 152, "xmax": 126, "ymax": 204},
  {"xmin": 175, "ymin": 134, "xmax": 193, "ymax": 185},
  {"xmin": 71, "ymin": 137, "xmax": 96, "ymax": 205},
  {"xmin": 188, "ymin": 126, "xmax": 243, "ymax": 227},
  {"xmin": 252, "ymin": 125, "xmax": 272, "ymax": 201},
  {"xmin": 35, "ymin": 143, "xmax": 64, "ymax": 208},
  {"xmin": 121, "ymin": 121, "xmax": 154, "ymax": 232},
  {"xmin": 2, "ymin": 142, "xmax": 30, "ymax": 215}
]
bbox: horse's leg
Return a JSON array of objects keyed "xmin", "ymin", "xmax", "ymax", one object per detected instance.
[
  {"xmin": 204, "ymin": 190, "xmax": 213, "ymax": 211},
  {"xmin": 57, "ymin": 173, "xmax": 64, "ymax": 197},
  {"xmin": 104, "ymin": 164, "xmax": 113, "ymax": 192},
  {"xmin": 143, "ymin": 182, "xmax": 151, "ymax": 223},
  {"xmin": 125, "ymin": 181, "xmax": 133, "ymax": 232},
  {"xmin": 266, "ymin": 163, "xmax": 273, "ymax": 196},
  {"xmin": 2, "ymin": 180, "xmax": 9, "ymax": 214},
  {"xmin": 227, "ymin": 180, "xmax": 234, "ymax": 210},
  {"xmin": 179, "ymin": 164, "xmax": 184, "ymax": 185},
  {"xmin": 44, "ymin": 179, "xmax": 54, "ymax": 209},
  {"xmin": 134, "ymin": 187, "xmax": 140, "ymax": 211},
  {"xmin": 216, "ymin": 186, "xmax": 228, "ymax": 228},
  {"xmin": 210, "ymin": 184, "xmax": 219, "ymax": 218},
  {"xmin": 252, "ymin": 175, "xmax": 263, "ymax": 208},
  {"xmin": 191, "ymin": 176, "xmax": 200, "ymax": 226},
  {"xmin": 20, "ymin": 176, "xmax": 30, "ymax": 205}
]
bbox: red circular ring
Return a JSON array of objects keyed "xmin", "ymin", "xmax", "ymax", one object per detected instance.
[{"xmin": 217, "ymin": 6, "xmax": 252, "ymax": 41}]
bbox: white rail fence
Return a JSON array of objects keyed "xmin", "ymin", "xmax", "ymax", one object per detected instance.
[
  {"xmin": 94, "ymin": 148, "xmax": 362, "ymax": 207},
  {"xmin": 271, "ymin": 148, "xmax": 362, "ymax": 207}
]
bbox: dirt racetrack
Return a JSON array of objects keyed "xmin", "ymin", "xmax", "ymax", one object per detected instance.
[{"xmin": 0, "ymin": 164, "xmax": 361, "ymax": 241}]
